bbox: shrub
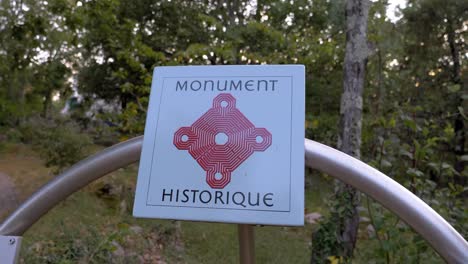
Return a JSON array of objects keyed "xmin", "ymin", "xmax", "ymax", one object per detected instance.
[{"xmin": 20, "ymin": 116, "xmax": 92, "ymax": 173}]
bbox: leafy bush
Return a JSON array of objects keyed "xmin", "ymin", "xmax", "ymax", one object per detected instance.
[
  {"xmin": 0, "ymin": 127, "xmax": 22, "ymax": 153},
  {"xmin": 20, "ymin": 116, "xmax": 92, "ymax": 173},
  {"xmin": 352, "ymin": 106, "xmax": 467, "ymax": 263}
]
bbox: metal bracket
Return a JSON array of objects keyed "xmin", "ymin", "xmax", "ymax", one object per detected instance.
[{"xmin": 0, "ymin": 236, "xmax": 22, "ymax": 264}]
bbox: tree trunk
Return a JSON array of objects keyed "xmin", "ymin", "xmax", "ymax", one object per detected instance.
[
  {"xmin": 336, "ymin": 0, "xmax": 370, "ymax": 257},
  {"xmin": 311, "ymin": 1, "xmax": 370, "ymax": 262},
  {"xmin": 446, "ymin": 18, "xmax": 465, "ymax": 177},
  {"xmin": 42, "ymin": 90, "xmax": 52, "ymax": 118},
  {"xmin": 376, "ymin": 46, "xmax": 384, "ymax": 114}
]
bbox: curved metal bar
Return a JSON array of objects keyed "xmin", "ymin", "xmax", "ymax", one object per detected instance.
[
  {"xmin": 305, "ymin": 139, "xmax": 468, "ymax": 263},
  {"xmin": 1, "ymin": 137, "xmax": 467, "ymax": 263},
  {"xmin": 0, "ymin": 136, "xmax": 143, "ymax": 236}
]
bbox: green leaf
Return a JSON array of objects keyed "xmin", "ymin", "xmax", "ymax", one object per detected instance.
[
  {"xmin": 382, "ymin": 240, "xmax": 391, "ymax": 251},
  {"xmin": 389, "ymin": 117, "xmax": 396, "ymax": 128},
  {"xmin": 441, "ymin": 163, "xmax": 452, "ymax": 170},
  {"xmin": 403, "ymin": 119, "xmax": 417, "ymax": 131},
  {"xmin": 407, "ymin": 168, "xmax": 424, "ymax": 177},
  {"xmin": 427, "ymin": 162, "xmax": 439, "ymax": 171},
  {"xmin": 460, "ymin": 155, "xmax": 468, "ymax": 162},
  {"xmin": 458, "ymin": 107, "xmax": 467, "ymax": 120},
  {"xmin": 448, "ymin": 84, "xmax": 461, "ymax": 93},
  {"xmin": 448, "ymin": 182, "xmax": 455, "ymax": 191},
  {"xmin": 399, "ymin": 149, "xmax": 413, "ymax": 159},
  {"xmin": 381, "ymin": 159, "xmax": 392, "ymax": 168}
]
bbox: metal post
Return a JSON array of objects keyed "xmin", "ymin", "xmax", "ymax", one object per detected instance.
[
  {"xmin": 0, "ymin": 236, "xmax": 22, "ymax": 264},
  {"xmin": 238, "ymin": 224, "xmax": 255, "ymax": 264}
]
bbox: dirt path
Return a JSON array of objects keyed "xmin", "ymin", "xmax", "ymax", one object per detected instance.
[
  {"xmin": 0, "ymin": 144, "xmax": 54, "ymax": 200},
  {"xmin": 0, "ymin": 144, "xmax": 53, "ymax": 220},
  {"xmin": 0, "ymin": 172, "xmax": 19, "ymax": 219}
]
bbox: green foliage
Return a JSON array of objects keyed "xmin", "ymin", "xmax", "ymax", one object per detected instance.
[
  {"xmin": 20, "ymin": 187, "xmax": 143, "ymax": 264},
  {"xmin": 354, "ymin": 102, "xmax": 467, "ymax": 263},
  {"xmin": 74, "ymin": 0, "xmax": 346, "ymax": 135},
  {"xmin": 0, "ymin": 0, "xmax": 466, "ymax": 262},
  {"xmin": 0, "ymin": 0, "xmax": 75, "ymax": 124},
  {"xmin": 311, "ymin": 188, "xmax": 360, "ymax": 263},
  {"xmin": 19, "ymin": 116, "xmax": 92, "ymax": 173}
]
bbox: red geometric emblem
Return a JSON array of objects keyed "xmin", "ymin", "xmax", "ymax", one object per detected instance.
[{"xmin": 174, "ymin": 93, "xmax": 272, "ymax": 189}]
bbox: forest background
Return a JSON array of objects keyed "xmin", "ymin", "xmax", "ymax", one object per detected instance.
[{"xmin": 0, "ymin": 0, "xmax": 466, "ymax": 263}]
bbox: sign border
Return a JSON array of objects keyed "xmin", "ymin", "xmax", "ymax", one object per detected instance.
[
  {"xmin": 133, "ymin": 65, "xmax": 305, "ymax": 226},
  {"xmin": 144, "ymin": 76, "xmax": 294, "ymax": 213}
]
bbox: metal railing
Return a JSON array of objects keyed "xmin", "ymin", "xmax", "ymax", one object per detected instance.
[{"xmin": 1, "ymin": 137, "xmax": 467, "ymax": 263}]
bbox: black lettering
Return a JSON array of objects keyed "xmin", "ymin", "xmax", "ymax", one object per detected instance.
[
  {"xmin": 230, "ymin": 80, "xmax": 242, "ymax": 91},
  {"xmin": 245, "ymin": 80, "xmax": 254, "ymax": 91},
  {"xmin": 162, "ymin": 189, "xmax": 173, "ymax": 202},
  {"xmin": 215, "ymin": 191, "xmax": 224, "ymax": 204},
  {"xmin": 218, "ymin": 80, "xmax": 227, "ymax": 91},
  {"xmin": 233, "ymin": 192, "xmax": 246, "ymax": 207},
  {"xmin": 199, "ymin": 190, "xmax": 212, "ymax": 203},
  {"xmin": 248, "ymin": 192, "xmax": 260, "ymax": 206},
  {"xmin": 176, "ymin": 81, "xmax": 188, "ymax": 91},
  {"xmin": 269, "ymin": 80, "xmax": 278, "ymax": 91},
  {"xmin": 190, "ymin": 80, "xmax": 202, "ymax": 91},
  {"xmin": 181, "ymin": 189, "xmax": 189, "ymax": 202},
  {"xmin": 263, "ymin": 193, "xmax": 274, "ymax": 207},
  {"xmin": 176, "ymin": 79, "xmax": 278, "ymax": 92},
  {"xmin": 257, "ymin": 80, "xmax": 268, "ymax": 91},
  {"xmin": 161, "ymin": 189, "xmax": 275, "ymax": 208},
  {"xmin": 204, "ymin": 80, "xmax": 214, "ymax": 91},
  {"xmin": 191, "ymin": 190, "xmax": 199, "ymax": 202}
]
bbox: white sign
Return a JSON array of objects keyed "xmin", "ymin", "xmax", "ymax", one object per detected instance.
[{"xmin": 133, "ymin": 65, "xmax": 305, "ymax": 226}]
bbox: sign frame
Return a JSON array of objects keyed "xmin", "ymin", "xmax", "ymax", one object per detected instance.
[{"xmin": 133, "ymin": 65, "xmax": 305, "ymax": 226}]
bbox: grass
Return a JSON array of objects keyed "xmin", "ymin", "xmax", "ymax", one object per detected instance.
[
  {"xmin": 0, "ymin": 143, "xmax": 55, "ymax": 200},
  {"xmin": 0, "ymin": 141, "xmax": 449, "ymax": 263},
  {"xmin": 0, "ymin": 142, "xmax": 332, "ymax": 263}
]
